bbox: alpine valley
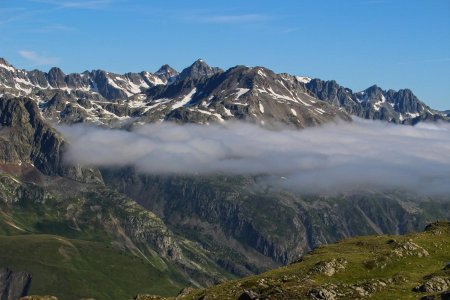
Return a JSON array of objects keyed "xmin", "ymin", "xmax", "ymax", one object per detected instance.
[{"xmin": 0, "ymin": 57, "xmax": 449, "ymax": 300}]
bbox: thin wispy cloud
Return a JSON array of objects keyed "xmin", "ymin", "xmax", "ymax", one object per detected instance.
[
  {"xmin": 180, "ymin": 9, "xmax": 271, "ymax": 25},
  {"xmin": 31, "ymin": 24, "xmax": 76, "ymax": 34},
  {"xmin": 280, "ymin": 27, "xmax": 300, "ymax": 34},
  {"xmin": 199, "ymin": 14, "xmax": 270, "ymax": 24},
  {"xmin": 18, "ymin": 50, "xmax": 59, "ymax": 66},
  {"xmin": 30, "ymin": 0, "xmax": 113, "ymax": 9},
  {"xmin": 365, "ymin": 0, "xmax": 391, "ymax": 4},
  {"xmin": 0, "ymin": 8, "xmax": 35, "ymax": 26}
]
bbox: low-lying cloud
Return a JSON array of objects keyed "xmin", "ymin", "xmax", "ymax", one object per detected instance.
[{"xmin": 59, "ymin": 119, "xmax": 450, "ymax": 196}]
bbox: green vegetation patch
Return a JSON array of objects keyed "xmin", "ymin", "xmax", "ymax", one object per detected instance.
[{"xmin": 0, "ymin": 234, "xmax": 186, "ymax": 300}]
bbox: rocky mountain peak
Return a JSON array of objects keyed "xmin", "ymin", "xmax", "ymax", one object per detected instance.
[
  {"xmin": 305, "ymin": 79, "xmax": 353, "ymax": 108},
  {"xmin": 0, "ymin": 58, "xmax": 15, "ymax": 73},
  {"xmin": 155, "ymin": 64, "xmax": 178, "ymax": 83},
  {"xmin": 47, "ymin": 67, "xmax": 66, "ymax": 88},
  {"xmin": 362, "ymin": 84, "xmax": 383, "ymax": 96},
  {"xmin": 156, "ymin": 64, "xmax": 178, "ymax": 75},
  {"xmin": 395, "ymin": 88, "xmax": 415, "ymax": 98},
  {"xmin": 91, "ymin": 69, "xmax": 108, "ymax": 78},
  {"xmin": 48, "ymin": 67, "xmax": 65, "ymax": 78},
  {"xmin": 178, "ymin": 59, "xmax": 223, "ymax": 81},
  {"xmin": 192, "ymin": 58, "xmax": 207, "ymax": 67},
  {"xmin": 306, "ymin": 79, "xmax": 342, "ymax": 93},
  {"xmin": 0, "ymin": 57, "xmax": 11, "ymax": 67}
]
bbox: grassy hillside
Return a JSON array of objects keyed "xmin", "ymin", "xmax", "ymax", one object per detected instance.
[
  {"xmin": 0, "ymin": 234, "xmax": 187, "ymax": 300},
  {"xmin": 137, "ymin": 222, "xmax": 450, "ymax": 300}
]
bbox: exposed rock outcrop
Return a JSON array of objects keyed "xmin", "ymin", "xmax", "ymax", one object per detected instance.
[
  {"xmin": 308, "ymin": 258, "xmax": 348, "ymax": 276},
  {"xmin": 414, "ymin": 277, "xmax": 450, "ymax": 293},
  {"xmin": 392, "ymin": 240, "xmax": 430, "ymax": 258},
  {"xmin": 0, "ymin": 267, "xmax": 32, "ymax": 300},
  {"xmin": 0, "ymin": 97, "xmax": 102, "ymax": 183}
]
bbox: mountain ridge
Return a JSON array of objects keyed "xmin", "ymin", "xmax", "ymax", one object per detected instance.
[
  {"xmin": 306, "ymin": 79, "xmax": 447, "ymax": 124},
  {"xmin": 1, "ymin": 57, "xmax": 448, "ymax": 127}
]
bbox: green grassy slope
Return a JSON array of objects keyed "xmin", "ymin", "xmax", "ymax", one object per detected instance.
[{"xmin": 0, "ymin": 234, "xmax": 187, "ymax": 300}]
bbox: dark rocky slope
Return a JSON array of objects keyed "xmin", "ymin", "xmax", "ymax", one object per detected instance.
[
  {"xmin": 0, "ymin": 97, "xmax": 101, "ymax": 183},
  {"xmin": 101, "ymin": 169, "xmax": 450, "ymax": 277},
  {"xmin": 0, "ymin": 267, "xmax": 31, "ymax": 300}
]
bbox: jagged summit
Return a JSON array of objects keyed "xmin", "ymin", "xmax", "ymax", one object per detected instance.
[
  {"xmin": 155, "ymin": 64, "xmax": 178, "ymax": 83},
  {"xmin": 0, "ymin": 57, "xmax": 15, "ymax": 73},
  {"xmin": 178, "ymin": 59, "xmax": 223, "ymax": 81},
  {"xmin": 155, "ymin": 64, "xmax": 178, "ymax": 75},
  {"xmin": 307, "ymin": 78, "xmax": 447, "ymax": 124},
  {"xmin": 0, "ymin": 57, "xmax": 11, "ymax": 66},
  {"xmin": 361, "ymin": 84, "xmax": 381, "ymax": 94}
]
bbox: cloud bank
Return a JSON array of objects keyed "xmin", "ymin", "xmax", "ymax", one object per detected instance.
[{"xmin": 59, "ymin": 119, "xmax": 450, "ymax": 196}]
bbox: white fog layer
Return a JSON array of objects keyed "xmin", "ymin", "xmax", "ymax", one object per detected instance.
[{"xmin": 59, "ymin": 119, "xmax": 450, "ymax": 195}]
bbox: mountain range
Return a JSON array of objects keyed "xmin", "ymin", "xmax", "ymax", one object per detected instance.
[
  {"xmin": 1, "ymin": 57, "xmax": 448, "ymax": 128},
  {"xmin": 0, "ymin": 57, "xmax": 449, "ymax": 299}
]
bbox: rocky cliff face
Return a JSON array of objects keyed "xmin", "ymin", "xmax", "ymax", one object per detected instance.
[
  {"xmin": 0, "ymin": 97, "xmax": 101, "ymax": 183},
  {"xmin": 178, "ymin": 59, "xmax": 223, "ymax": 81},
  {"xmin": 101, "ymin": 169, "xmax": 450, "ymax": 275},
  {"xmin": 0, "ymin": 267, "xmax": 31, "ymax": 300}
]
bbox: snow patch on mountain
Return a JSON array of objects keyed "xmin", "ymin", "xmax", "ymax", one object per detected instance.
[
  {"xmin": 296, "ymin": 76, "xmax": 311, "ymax": 84},
  {"xmin": 0, "ymin": 62, "xmax": 15, "ymax": 72},
  {"xmin": 259, "ymin": 102, "xmax": 265, "ymax": 113},
  {"xmin": 172, "ymin": 88, "xmax": 197, "ymax": 109},
  {"xmin": 234, "ymin": 88, "xmax": 250, "ymax": 99}
]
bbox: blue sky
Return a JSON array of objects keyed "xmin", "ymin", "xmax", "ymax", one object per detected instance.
[{"xmin": 1, "ymin": 0, "xmax": 449, "ymax": 109}]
